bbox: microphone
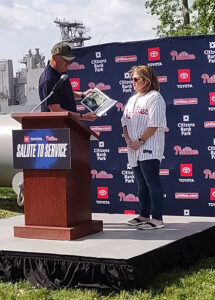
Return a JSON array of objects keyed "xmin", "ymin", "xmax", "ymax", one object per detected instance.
[
  {"xmin": 31, "ymin": 74, "xmax": 69, "ymax": 113},
  {"xmin": 52, "ymin": 74, "xmax": 68, "ymax": 93}
]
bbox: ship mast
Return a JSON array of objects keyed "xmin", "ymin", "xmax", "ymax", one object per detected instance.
[{"xmin": 54, "ymin": 18, "xmax": 91, "ymax": 47}]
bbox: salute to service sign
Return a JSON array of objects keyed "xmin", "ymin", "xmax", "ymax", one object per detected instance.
[{"xmin": 12, "ymin": 128, "xmax": 71, "ymax": 169}]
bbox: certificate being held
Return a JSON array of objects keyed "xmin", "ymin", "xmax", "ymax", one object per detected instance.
[{"xmin": 81, "ymin": 88, "xmax": 117, "ymax": 117}]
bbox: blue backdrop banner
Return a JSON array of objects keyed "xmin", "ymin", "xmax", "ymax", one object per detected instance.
[{"xmin": 67, "ymin": 34, "xmax": 215, "ymax": 217}]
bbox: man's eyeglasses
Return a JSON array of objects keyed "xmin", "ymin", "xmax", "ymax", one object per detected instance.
[{"xmin": 131, "ymin": 77, "xmax": 142, "ymax": 82}]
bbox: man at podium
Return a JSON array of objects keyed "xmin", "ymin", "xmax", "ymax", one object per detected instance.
[{"xmin": 39, "ymin": 41, "xmax": 97, "ymax": 122}]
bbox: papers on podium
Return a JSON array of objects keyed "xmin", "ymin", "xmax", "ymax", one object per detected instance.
[{"xmin": 81, "ymin": 88, "xmax": 117, "ymax": 117}]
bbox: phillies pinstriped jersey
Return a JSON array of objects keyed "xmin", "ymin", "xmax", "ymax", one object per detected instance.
[{"xmin": 121, "ymin": 90, "xmax": 167, "ymax": 167}]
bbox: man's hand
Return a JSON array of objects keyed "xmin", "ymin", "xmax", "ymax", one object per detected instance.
[
  {"xmin": 83, "ymin": 89, "xmax": 94, "ymax": 97},
  {"xmin": 83, "ymin": 112, "xmax": 97, "ymax": 121}
]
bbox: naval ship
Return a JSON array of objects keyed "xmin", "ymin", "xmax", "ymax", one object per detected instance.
[{"xmin": 0, "ymin": 18, "xmax": 91, "ymax": 114}]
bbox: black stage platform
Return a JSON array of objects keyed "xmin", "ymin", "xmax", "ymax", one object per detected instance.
[{"xmin": 1, "ymin": 214, "xmax": 215, "ymax": 290}]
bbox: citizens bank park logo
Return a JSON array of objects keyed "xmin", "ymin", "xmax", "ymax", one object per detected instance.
[
  {"xmin": 148, "ymin": 47, "xmax": 160, "ymax": 61},
  {"xmin": 204, "ymin": 121, "xmax": 215, "ymax": 128},
  {"xmin": 210, "ymin": 188, "xmax": 215, "ymax": 201},
  {"xmin": 180, "ymin": 164, "xmax": 193, "ymax": 177},
  {"xmin": 209, "ymin": 92, "xmax": 215, "ymax": 105},
  {"xmin": 115, "ymin": 55, "xmax": 137, "ymax": 63},
  {"xmin": 175, "ymin": 193, "xmax": 199, "ymax": 199},
  {"xmin": 178, "ymin": 69, "xmax": 191, "ymax": 82},
  {"xmin": 173, "ymin": 98, "xmax": 198, "ymax": 105},
  {"xmin": 69, "ymin": 78, "xmax": 80, "ymax": 90},
  {"xmin": 97, "ymin": 187, "xmax": 108, "ymax": 199}
]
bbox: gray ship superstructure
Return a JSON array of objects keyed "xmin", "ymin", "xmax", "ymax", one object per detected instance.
[
  {"xmin": 0, "ymin": 48, "xmax": 45, "ymax": 114},
  {"xmin": 0, "ymin": 19, "xmax": 91, "ymax": 115}
]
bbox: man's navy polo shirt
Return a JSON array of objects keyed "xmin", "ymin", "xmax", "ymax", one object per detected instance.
[{"xmin": 39, "ymin": 62, "xmax": 77, "ymax": 112}]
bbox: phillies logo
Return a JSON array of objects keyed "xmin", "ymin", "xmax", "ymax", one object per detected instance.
[
  {"xmin": 209, "ymin": 92, "xmax": 215, "ymax": 105},
  {"xmin": 68, "ymin": 62, "xmax": 85, "ymax": 70},
  {"xmin": 148, "ymin": 47, "xmax": 160, "ymax": 61},
  {"xmin": 24, "ymin": 136, "xmax": 30, "ymax": 143},
  {"xmin": 118, "ymin": 147, "xmax": 128, "ymax": 153},
  {"xmin": 69, "ymin": 78, "xmax": 80, "ymax": 90},
  {"xmin": 97, "ymin": 187, "xmax": 108, "ymax": 199},
  {"xmin": 88, "ymin": 82, "xmax": 111, "ymax": 90},
  {"xmin": 178, "ymin": 69, "xmax": 191, "ymax": 82},
  {"xmin": 210, "ymin": 188, "xmax": 215, "ymax": 201},
  {"xmin": 116, "ymin": 102, "xmax": 125, "ymax": 112},
  {"xmin": 180, "ymin": 164, "xmax": 193, "ymax": 177}
]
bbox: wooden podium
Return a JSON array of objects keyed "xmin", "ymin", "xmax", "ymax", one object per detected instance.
[{"xmin": 12, "ymin": 112, "xmax": 103, "ymax": 240}]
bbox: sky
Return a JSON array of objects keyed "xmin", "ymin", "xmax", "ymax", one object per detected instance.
[{"xmin": 0, "ymin": 0, "xmax": 193, "ymax": 73}]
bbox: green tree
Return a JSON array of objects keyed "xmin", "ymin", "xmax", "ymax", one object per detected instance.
[
  {"xmin": 192, "ymin": 0, "xmax": 215, "ymax": 34},
  {"xmin": 145, "ymin": 0, "xmax": 215, "ymax": 37}
]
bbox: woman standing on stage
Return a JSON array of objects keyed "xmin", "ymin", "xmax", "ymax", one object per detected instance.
[{"xmin": 121, "ymin": 65, "xmax": 167, "ymax": 230}]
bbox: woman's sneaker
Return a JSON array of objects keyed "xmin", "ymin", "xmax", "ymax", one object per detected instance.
[
  {"xmin": 127, "ymin": 216, "xmax": 150, "ymax": 226},
  {"xmin": 138, "ymin": 219, "xmax": 164, "ymax": 230}
]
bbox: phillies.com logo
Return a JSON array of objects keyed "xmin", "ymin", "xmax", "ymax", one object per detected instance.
[
  {"xmin": 209, "ymin": 92, "xmax": 215, "ymax": 105},
  {"xmin": 148, "ymin": 47, "xmax": 160, "ymax": 61},
  {"xmin": 180, "ymin": 164, "xmax": 193, "ymax": 177},
  {"xmin": 210, "ymin": 188, "xmax": 215, "ymax": 201},
  {"xmin": 24, "ymin": 136, "xmax": 30, "ymax": 143},
  {"xmin": 178, "ymin": 69, "xmax": 191, "ymax": 82},
  {"xmin": 69, "ymin": 78, "xmax": 80, "ymax": 90},
  {"xmin": 97, "ymin": 187, "xmax": 108, "ymax": 199}
]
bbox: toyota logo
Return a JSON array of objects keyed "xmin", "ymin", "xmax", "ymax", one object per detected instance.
[
  {"xmin": 150, "ymin": 51, "xmax": 158, "ymax": 57},
  {"xmin": 211, "ymin": 96, "xmax": 215, "ymax": 102},
  {"xmin": 212, "ymin": 191, "xmax": 215, "ymax": 197},
  {"xmin": 180, "ymin": 72, "xmax": 188, "ymax": 79},
  {"xmin": 99, "ymin": 190, "xmax": 107, "ymax": 196},
  {"xmin": 71, "ymin": 81, "xmax": 78, "ymax": 87},
  {"xmin": 182, "ymin": 167, "xmax": 191, "ymax": 173}
]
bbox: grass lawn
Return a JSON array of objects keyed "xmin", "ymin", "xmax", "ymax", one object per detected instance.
[
  {"xmin": 0, "ymin": 187, "xmax": 24, "ymax": 218},
  {"xmin": 0, "ymin": 187, "xmax": 215, "ymax": 299}
]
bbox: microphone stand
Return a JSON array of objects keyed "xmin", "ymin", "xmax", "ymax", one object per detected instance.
[
  {"xmin": 31, "ymin": 91, "xmax": 54, "ymax": 113},
  {"xmin": 31, "ymin": 74, "xmax": 68, "ymax": 113}
]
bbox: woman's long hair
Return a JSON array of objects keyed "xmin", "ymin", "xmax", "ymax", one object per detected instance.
[{"xmin": 129, "ymin": 65, "xmax": 160, "ymax": 94}]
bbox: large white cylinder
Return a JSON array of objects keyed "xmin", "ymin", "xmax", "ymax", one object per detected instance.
[{"xmin": 0, "ymin": 114, "xmax": 21, "ymax": 186}]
